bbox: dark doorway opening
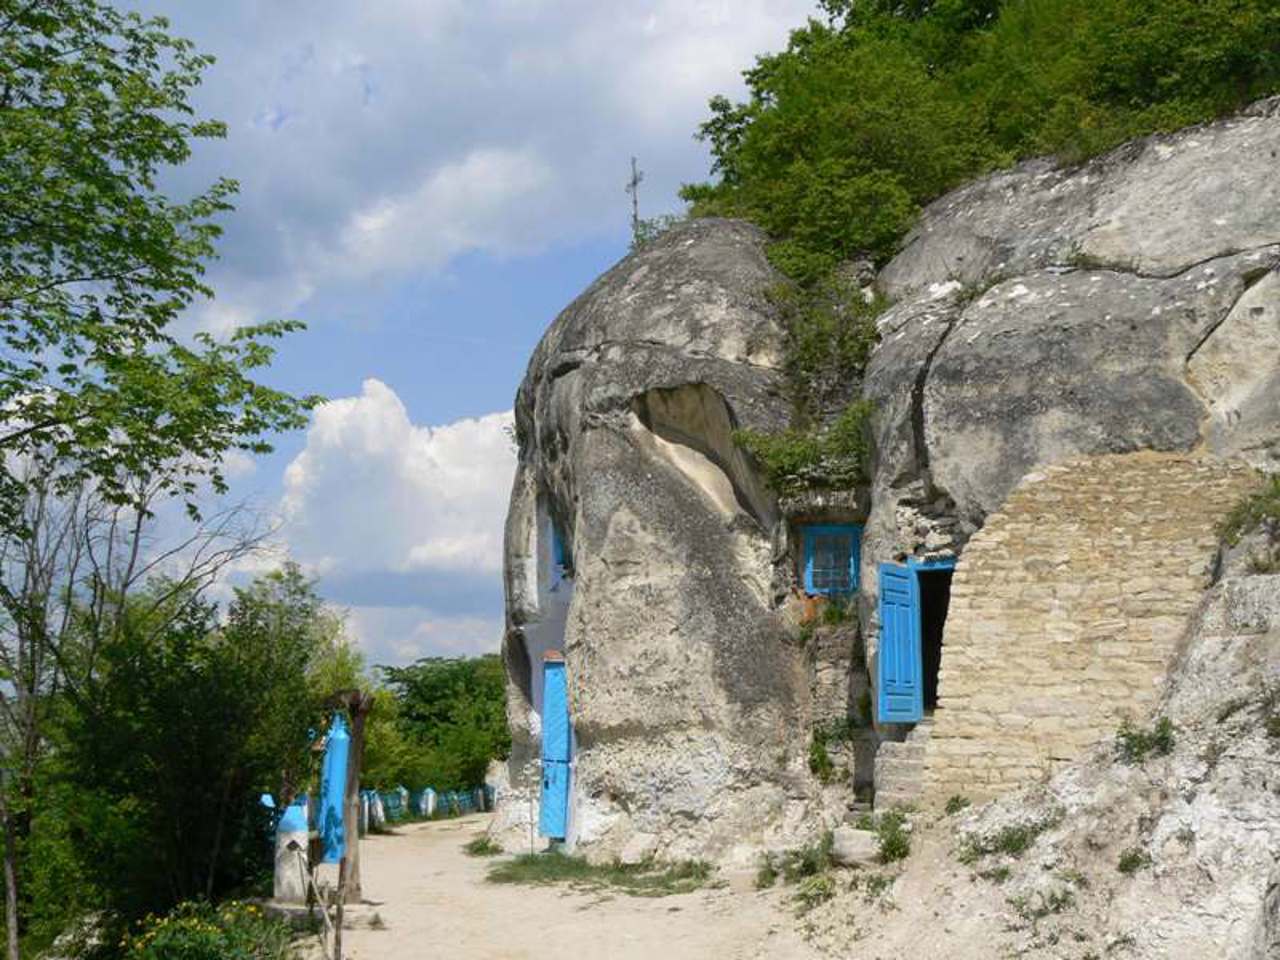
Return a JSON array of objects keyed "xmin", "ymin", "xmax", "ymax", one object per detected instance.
[{"xmin": 917, "ymin": 569, "xmax": 953, "ymax": 711}]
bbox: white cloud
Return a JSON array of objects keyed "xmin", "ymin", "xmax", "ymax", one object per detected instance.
[
  {"xmin": 281, "ymin": 378, "xmax": 515, "ymax": 578},
  {"xmin": 338, "ymin": 145, "xmax": 554, "ymax": 275},
  {"xmin": 144, "ymin": 0, "xmax": 821, "ymax": 329},
  {"xmin": 346, "ymin": 605, "xmax": 502, "ymax": 665}
]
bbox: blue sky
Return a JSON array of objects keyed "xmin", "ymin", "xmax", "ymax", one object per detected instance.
[{"xmin": 135, "ymin": 0, "xmax": 819, "ymax": 665}]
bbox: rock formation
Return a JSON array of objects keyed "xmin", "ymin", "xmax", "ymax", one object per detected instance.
[
  {"xmin": 495, "ymin": 219, "xmax": 834, "ymax": 862},
  {"xmin": 492, "ymin": 99, "xmax": 1280, "ymax": 869}
]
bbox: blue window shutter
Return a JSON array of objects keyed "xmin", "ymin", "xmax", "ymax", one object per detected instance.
[
  {"xmin": 850, "ymin": 526, "xmax": 863, "ymax": 590},
  {"xmin": 541, "ymin": 660, "xmax": 570, "ymax": 762},
  {"xmin": 803, "ymin": 531, "xmax": 816, "ymax": 593},
  {"xmin": 877, "ymin": 563, "xmax": 923, "ymax": 723}
]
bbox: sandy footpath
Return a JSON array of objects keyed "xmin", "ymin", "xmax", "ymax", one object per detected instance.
[{"xmin": 319, "ymin": 814, "xmax": 822, "ymax": 960}]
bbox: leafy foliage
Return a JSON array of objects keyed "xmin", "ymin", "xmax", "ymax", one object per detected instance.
[
  {"xmin": 735, "ymin": 401, "xmax": 874, "ymax": 496},
  {"xmin": 732, "ymin": 275, "xmax": 881, "ymax": 495},
  {"xmin": 1219, "ymin": 474, "xmax": 1280, "ymax": 564},
  {"xmin": 56, "ymin": 566, "xmax": 342, "ymax": 923},
  {"xmin": 0, "ymin": 0, "xmax": 317, "ymax": 528},
  {"xmin": 629, "ymin": 214, "xmax": 685, "ymax": 251},
  {"xmin": 874, "ymin": 810, "xmax": 911, "ymax": 863},
  {"xmin": 1114, "ymin": 716, "xmax": 1176, "ymax": 765},
  {"xmin": 684, "ymin": 0, "xmax": 1280, "ymax": 274},
  {"xmin": 808, "ymin": 716, "xmax": 863, "ymax": 784},
  {"xmin": 378, "ymin": 656, "xmax": 510, "ymax": 791},
  {"xmin": 121, "ymin": 901, "xmax": 295, "ymax": 960}
]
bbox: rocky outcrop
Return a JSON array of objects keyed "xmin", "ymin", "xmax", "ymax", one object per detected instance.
[
  {"xmin": 862, "ymin": 98, "xmax": 1280, "ymax": 628},
  {"xmin": 800, "ymin": 563, "xmax": 1280, "ymax": 960},
  {"xmin": 495, "ymin": 219, "xmax": 842, "ymax": 863},
  {"xmin": 495, "ymin": 99, "xmax": 1280, "ymax": 864}
]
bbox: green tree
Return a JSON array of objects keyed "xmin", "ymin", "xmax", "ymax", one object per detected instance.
[
  {"xmin": 56, "ymin": 566, "xmax": 342, "ymax": 929},
  {"xmin": 380, "ymin": 656, "xmax": 510, "ymax": 791},
  {"xmin": 0, "ymin": 0, "xmax": 317, "ymax": 531},
  {"xmin": 684, "ymin": 0, "xmax": 1280, "ymax": 277}
]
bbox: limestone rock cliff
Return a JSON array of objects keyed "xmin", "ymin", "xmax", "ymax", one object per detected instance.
[
  {"xmin": 494, "ymin": 219, "xmax": 833, "ymax": 862},
  {"xmin": 493, "ymin": 100, "xmax": 1280, "ymax": 871}
]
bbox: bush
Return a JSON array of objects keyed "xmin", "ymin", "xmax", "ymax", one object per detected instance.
[
  {"xmin": 1115, "ymin": 717, "xmax": 1176, "ymax": 765},
  {"xmin": 684, "ymin": 0, "xmax": 1280, "ymax": 274},
  {"xmin": 793, "ymin": 873, "xmax": 836, "ymax": 913},
  {"xmin": 779, "ymin": 832, "xmax": 835, "ymax": 884},
  {"xmin": 944, "ymin": 795, "xmax": 971, "ymax": 816},
  {"xmin": 876, "ymin": 811, "xmax": 911, "ymax": 864},
  {"xmin": 122, "ymin": 902, "xmax": 295, "ymax": 960},
  {"xmin": 735, "ymin": 401, "xmax": 875, "ymax": 496}
]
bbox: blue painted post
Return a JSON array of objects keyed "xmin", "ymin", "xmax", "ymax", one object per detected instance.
[{"xmin": 319, "ymin": 713, "xmax": 350, "ymax": 864}]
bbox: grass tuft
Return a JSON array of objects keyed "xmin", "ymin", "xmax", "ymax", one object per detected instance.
[
  {"xmin": 486, "ymin": 854, "xmax": 712, "ymax": 897},
  {"xmin": 463, "ymin": 835, "xmax": 503, "ymax": 857}
]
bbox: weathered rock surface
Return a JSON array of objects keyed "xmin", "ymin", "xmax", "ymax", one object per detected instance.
[
  {"xmin": 495, "ymin": 219, "xmax": 839, "ymax": 863},
  {"xmin": 799, "ymin": 565, "xmax": 1280, "ymax": 960},
  {"xmin": 494, "ymin": 100, "xmax": 1280, "ymax": 866},
  {"xmin": 829, "ymin": 826, "xmax": 879, "ymax": 867},
  {"xmin": 862, "ymin": 100, "xmax": 1280, "ymax": 621}
]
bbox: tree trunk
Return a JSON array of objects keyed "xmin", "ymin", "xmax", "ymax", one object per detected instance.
[
  {"xmin": 2, "ymin": 796, "xmax": 20, "ymax": 960},
  {"xmin": 205, "ymin": 770, "xmax": 236, "ymax": 900},
  {"xmin": 340, "ymin": 693, "xmax": 373, "ymax": 903}
]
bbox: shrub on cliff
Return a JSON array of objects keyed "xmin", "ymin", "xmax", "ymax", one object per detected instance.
[{"xmin": 684, "ymin": 0, "xmax": 1280, "ymax": 278}]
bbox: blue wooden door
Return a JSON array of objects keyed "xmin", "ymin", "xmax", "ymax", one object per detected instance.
[
  {"xmin": 539, "ymin": 761, "xmax": 569, "ymax": 839},
  {"xmin": 878, "ymin": 563, "xmax": 923, "ymax": 723},
  {"xmin": 542, "ymin": 660, "xmax": 570, "ymax": 763},
  {"xmin": 539, "ymin": 659, "xmax": 571, "ymax": 838}
]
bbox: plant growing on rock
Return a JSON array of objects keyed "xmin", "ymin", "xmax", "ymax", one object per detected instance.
[
  {"xmin": 1117, "ymin": 847, "xmax": 1152, "ymax": 875},
  {"xmin": 1219, "ymin": 474, "xmax": 1280, "ymax": 544},
  {"xmin": 957, "ymin": 811, "xmax": 1063, "ymax": 863},
  {"xmin": 875, "ymin": 811, "xmax": 911, "ymax": 864},
  {"xmin": 1114, "ymin": 717, "xmax": 1176, "ymax": 764},
  {"xmin": 732, "ymin": 276, "xmax": 881, "ymax": 497},
  {"xmin": 793, "ymin": 873, "xmax": 837, "ymax": 913},
  {"xmin": 734, "ymin": 401, "xmax": 875, "ymax": 496}
]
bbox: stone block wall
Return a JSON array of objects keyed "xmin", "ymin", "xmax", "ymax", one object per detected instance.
[{"xmin": 924, "ymin": 452, "xmax": 1258, "ymax": 802}]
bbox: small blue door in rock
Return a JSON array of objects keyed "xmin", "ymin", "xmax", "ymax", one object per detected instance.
[
  {"xmin": 539, "ymin": 654, "xmax": 571, "ymax": 839},
  {"xmin": 878, "ymin": 563, "xmax": 923, "ymax": 723}
]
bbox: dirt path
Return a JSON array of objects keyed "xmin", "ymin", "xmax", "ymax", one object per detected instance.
[{"xmin": 324, "ymin": 815, "xmax": 822, "ymax": 960}]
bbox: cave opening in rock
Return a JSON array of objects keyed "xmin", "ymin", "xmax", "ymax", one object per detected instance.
[
  {"xmin": 916, "ymin": 567, "xmax": 953, "ymax": 712},
  {"xmin": 519, "ymin": 504, "xmax": 574, "ymax": 719}
]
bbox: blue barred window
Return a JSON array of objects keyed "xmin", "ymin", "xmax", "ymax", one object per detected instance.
[{"xmin": 801, "ymin": 524, "xmax": 862, "ymax": 595}]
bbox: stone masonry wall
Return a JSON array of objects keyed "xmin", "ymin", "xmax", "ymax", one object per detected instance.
[{"xmin": 924, "ymin": 452, "xmax": 1258, "ymax": 802}]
